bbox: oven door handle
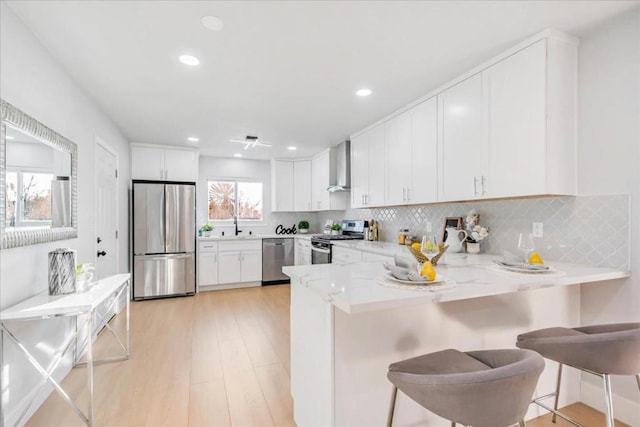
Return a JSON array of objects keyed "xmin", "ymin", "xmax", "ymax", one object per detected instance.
[{"xmin": 311, "ymin": 246, "xmax": 331, "ymax": 254}]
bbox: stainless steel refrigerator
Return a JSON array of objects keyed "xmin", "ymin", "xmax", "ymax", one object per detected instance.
[{"xmin": 132, "ymin": 181, "xmax": 196, "ymax": 300}]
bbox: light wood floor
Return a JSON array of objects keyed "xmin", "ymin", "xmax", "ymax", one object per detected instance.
[{"xmin": 25, "ymin": 285, "xmax": 626, "ymax": 427}]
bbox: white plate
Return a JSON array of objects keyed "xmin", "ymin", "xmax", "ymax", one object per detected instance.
[
  {"xmin": 385, "ymin": 272, "xmax": 449, "ymax": 286},
  {"xmin": 494, "ymin": 263, "xmax": 555, "ymax": 274}
]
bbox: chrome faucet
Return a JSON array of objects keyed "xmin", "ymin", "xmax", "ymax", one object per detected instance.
[{"xmin": 234, "ymin": 215, "xmax": 243, "ymax": 236}]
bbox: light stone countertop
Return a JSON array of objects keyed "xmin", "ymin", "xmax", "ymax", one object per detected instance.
[
  {"xmin": 282, "ymin": 255, "xmax": 629, "ymax": 314},
  {"xmin": 197, "ymin": 233, "xmax": 311, "ymax": 241}
]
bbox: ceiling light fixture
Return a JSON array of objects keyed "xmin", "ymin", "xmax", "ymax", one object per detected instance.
[
  {"xmin": 287, "ymin": 146, "xmax": 297, "ymax": 151},
  {"xmin": 201, "ymin": 16, "xmax": 224, "ymax": 31},
  {"xmin": 187, "ymin": 137, "xmax": 199, "ymax": 142},
  {"xmin": 230, "ymin": 135, "xmax": 272, "ymax": 150},
  {"xmin": 179, "ymin": 54, "xmax": 200, "ymax": 66},
  {"xmin": 233, "ymin": 153, "xmax": 243, "ymax": 158},
  {"xmin": 356, "ymin": 88, "xmax": 372, "ymax": 97}
]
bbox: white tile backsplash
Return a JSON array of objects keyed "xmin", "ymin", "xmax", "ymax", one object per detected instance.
[{"xmin": 317, "ymin": 195, "xmax": 630, "ymax": 270}]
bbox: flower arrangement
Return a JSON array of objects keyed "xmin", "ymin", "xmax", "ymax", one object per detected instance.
[
  {"xmin": 464, "ymin": 209, "xmax": 490, "ymax": 243},
  {"xmin": 202, "ymin": 223, "xmax": 214, "ymax": 232}
]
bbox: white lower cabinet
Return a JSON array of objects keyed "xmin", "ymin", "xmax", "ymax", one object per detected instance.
[
  {"xmin": 240, "ymin": 250, "xmax": 262, "ymax": 282},
  {"xmin": 331, "ymin": 246, "xmax": 362, "ymax": 264},
  {"xmin": 295, "ymin": 238, "xmax": 312, "ymax": 266},
  {"xmin": 198, "ymin": 240, "xmax": 262, "ymax": 288},
  {"xmin": 198, "ymin": 241, "xmax": 219, "ymax": 288},
  {"xmin": 217, "ymin": 252, "xmax": 242, "ymax": 284},
  {"xmin": 198, "ymin": 252, "xmax": 219, "ymax": 286}
]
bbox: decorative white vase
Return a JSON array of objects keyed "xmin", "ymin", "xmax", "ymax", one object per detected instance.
[
  {"xmin": 331, "ymin": 230, "xmax": 340, "ymax": 235},
  {"xmin": 299, "ymin": 229, "xmax": 308, "ymax": 234},
  {"xmin": 203, "ymin": 231, "xmax": 211, "ymax": 237},
  {"xmin": 466, "ymin": 242, "xmax": 480, "ymax": 254}
]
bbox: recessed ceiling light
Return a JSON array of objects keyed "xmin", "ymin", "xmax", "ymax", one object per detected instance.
[
  {"xmin": 287, "ymin": 146, "xmax": 297, "ymax": 151},
  {"xmin": 187, "ymin": 137, "xmax": 199, "ymax": 142},
  {"xmin": 233, "ymin": 153, "xmax": 243, "ymax": 158},
  {"xmin": 6, "ymin": 135, "xmax": 14, "ymax": 140},
  {"xmin": 179, "ymin": 54, "xmax": 200, "ymax": 66},
  {"xmin": 356, "ymin": 88, "xmax": 372, "ymax": 97},
  {"xmin": 201, "ymin": 16, "xmax": 224, "ymax": 31}
]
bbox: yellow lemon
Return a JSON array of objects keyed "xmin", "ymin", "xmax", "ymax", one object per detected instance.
[
  {"xmin": 528, "ymin": 252, "xmax": 544, "ymax": 264},
  {"xmin": 420, "ymin": 261, "xmax": 437, "ymax": 281},
  {"xmin": 411, "ymin": 242, "xmax": 422, "ymax": 250}
]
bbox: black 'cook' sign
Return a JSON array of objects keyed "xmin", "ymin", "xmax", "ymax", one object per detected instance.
[{"xmin": 275, "ymin": 224, "xmax": 297, "ymax": 235}]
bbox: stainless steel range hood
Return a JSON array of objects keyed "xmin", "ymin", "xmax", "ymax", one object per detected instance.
[{"xmin": 327, "ymin": 140, "xmax": 351, "ymax": 192}]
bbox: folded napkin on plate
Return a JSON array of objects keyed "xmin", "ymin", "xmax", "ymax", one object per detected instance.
[{"xmin": 383, "ymin": 262, "xmax": 431, "ymax": 282}]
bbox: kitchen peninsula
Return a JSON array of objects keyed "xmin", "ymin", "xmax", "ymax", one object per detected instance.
[{"xmin": 283, "ymin": 257, "xmax": 629, "ymax": 426}]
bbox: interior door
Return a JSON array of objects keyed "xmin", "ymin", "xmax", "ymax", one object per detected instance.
[{"xmin": 95, "ymin": 141, "xmax": 118, "ymax": 279}]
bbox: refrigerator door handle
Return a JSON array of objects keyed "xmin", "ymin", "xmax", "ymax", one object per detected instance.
[
  {"xmin": 161, "ymin": 184, "xmax": 167, "ymax": 251},
  {"xmin": 135, "ymin": 253, "xmax": 193, "ymax": 260}
]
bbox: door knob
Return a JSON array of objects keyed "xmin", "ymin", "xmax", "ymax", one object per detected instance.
[
  {"xmin": 97, "ymin": 250, "xmax": 107, "ymax": 257},
  {"xmin": 97, "ymin": 237, "xmax": 102, "ymax": 244}
]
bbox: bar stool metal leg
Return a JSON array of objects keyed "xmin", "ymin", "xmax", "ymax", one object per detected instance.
[
  {"xmin": 519, "ymin": 421, "xmax": 526, "ymax": 427},
  {"xmin": 636, "ymin": 374, "xmax": 640, "ymax": 393},
  {"xmin": 603, "ymin": 374, "xmax": 614, "ymax": 427},
  {"xmin": 387, "ymin": 385, "xmax": 398, "ymax": 427},
  {"xmin": 552, "ymin": 364, "xmax": 563, "ymax": 423}
]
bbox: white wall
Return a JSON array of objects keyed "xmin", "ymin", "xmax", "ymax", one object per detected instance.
[
  {"xmin": 198, "ymin": 156, "xmax": 319, "ymax": 235},
  {"xmin": 576, "ymin": 7, "xmax": 640, "ymax": 424},
  {"xmin": 0, "ymin": 2, "xmax": 130, "ymax": 425}
]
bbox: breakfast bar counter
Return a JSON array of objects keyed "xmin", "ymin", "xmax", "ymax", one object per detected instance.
[
  {"xmin": 283, "ymin": 258, "xmax": 629, "ymax": 426},
  {"xmin": 283, "ymin": 255, "xmax": 629, "ymax": 314}
]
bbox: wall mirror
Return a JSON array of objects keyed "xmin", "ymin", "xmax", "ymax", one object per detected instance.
[{"xmin": 1, "ymin": 99, "xmax": 78, "ymax": 249}]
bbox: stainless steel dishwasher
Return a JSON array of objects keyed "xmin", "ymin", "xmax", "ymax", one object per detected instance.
[{"xmin": 262, "ymin": 238, "xmax": 294, "ymax": 285}]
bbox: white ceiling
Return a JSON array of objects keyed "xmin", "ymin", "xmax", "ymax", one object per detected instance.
[{"xmin": 6, "ymin": 0, "xmax": 639, "ymax": 160}]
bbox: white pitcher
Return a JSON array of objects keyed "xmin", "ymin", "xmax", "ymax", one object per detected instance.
[{"xmin": 444, "ymin": 227, "xmax": 468, "ymax": 253}]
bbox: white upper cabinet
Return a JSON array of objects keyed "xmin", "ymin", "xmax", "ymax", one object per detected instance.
[
  {"xmin": 368, "ymin": 125, "xmax": 386, "ymax": 206},
  {"xmin": 272, "ymin": 154, "xmax": 345, "ymax": 213},
  {"xmin": 350, "ymin": 132, "xmax": 368, "ymax": 209},
  {"xmin": 271, "ymin": 160, "xmax": 295, "ymax": 212},
  {"xmin": 351, "ymin": 30, "xmax": 577, "ymax": 206},
  {"xmin": 385, "ymin": 111, "xmax": 412, "ymax": 205},
  {"xmin": 131, "ymin": 144, "xmax": 198, "ymax": 182},
  {"xmin": 385, "ymin": 97, "xmax": 438, "ymax": 206},
  {"xmin": 438, "ymin": 74, "xmax": 484, "ymax": 202},
  {"xmin": 271, "ymin": 159, "xmax": 312, "ymax": 212},
  {"xmin": 311, "ymin": 150, "xmax": 330, "ymax": 211},
  {"xmin": 350, "ymin": 123, "xmax": 385, "ymax": 209},
  {"xmin": 483, "ymin": 39, "xmax": 576, "ymax": 197},
  {"xmin": 293, "ymin": 160, "xmax": 312, "ymax": 211},
  {"xmin": 410, "ymin": 97, "xmax": 438, "ymax": 204}
]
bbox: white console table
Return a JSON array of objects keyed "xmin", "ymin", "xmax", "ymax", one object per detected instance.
[{"xmin": 0, "ymin": 273, "xmax": 131, "ymax": 427}]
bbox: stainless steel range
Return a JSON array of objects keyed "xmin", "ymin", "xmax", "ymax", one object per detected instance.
[{"xmin": 311, "ymin": 220, "xmax": 365, "ymax": 264}]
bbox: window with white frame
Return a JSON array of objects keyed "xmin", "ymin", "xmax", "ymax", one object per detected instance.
[
  {"xmin": 207, "ymin": 180, "xmax": 263, "ymax": 222},
  {"xmin": 5, "ymin": 170, "xmax": 54, "ymax": 228}
]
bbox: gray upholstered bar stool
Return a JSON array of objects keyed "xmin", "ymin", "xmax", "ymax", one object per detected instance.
[
  {"xmin": 386, "ymin": 348, "xmax": 545, "ymax": 427},
  {"xmin": 516, "ymin": 322, "xmax": 640, "ymax": 427}
]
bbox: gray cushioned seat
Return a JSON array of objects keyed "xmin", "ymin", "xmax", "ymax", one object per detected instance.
[
  {"xmin": 516, "ymin": 323, "xmax": 640, "ymax": 375},
  {"xmin": 516, "ymin": 323, "xmax": 640, "ymax": 427},
  {"xmin": 387, "ymin": 348, "xmax": 544, "ymax": 427}
]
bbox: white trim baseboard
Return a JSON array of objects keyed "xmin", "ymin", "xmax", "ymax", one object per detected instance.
[{"xmin": 581, "ymin": 378, "xmax": 640, "ymax": 426}]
